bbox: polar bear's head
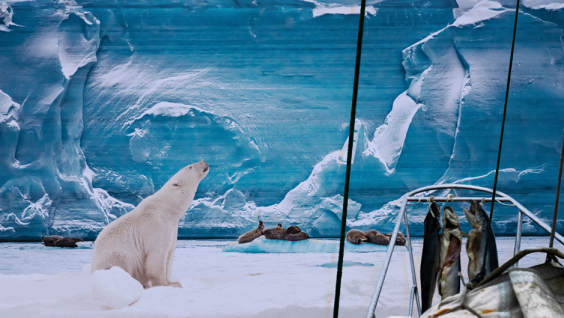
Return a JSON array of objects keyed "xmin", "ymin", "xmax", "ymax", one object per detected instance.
[{"xmin": 164, "ymin": 160, "xmax": 210, "ymax": 196}]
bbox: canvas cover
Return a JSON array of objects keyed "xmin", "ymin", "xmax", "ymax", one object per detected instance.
[{"xmin": 420, "ymin": 262, "xmax": 564, "ymax": 318}]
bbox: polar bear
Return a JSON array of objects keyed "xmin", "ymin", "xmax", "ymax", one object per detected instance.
[{"xmin": 91, "ymin": 160, "xmax": 209, "ymax": 288}]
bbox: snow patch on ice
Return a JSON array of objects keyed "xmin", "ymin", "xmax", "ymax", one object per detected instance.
[
  {"xmin": 437, "ymin": 164, "xmax": 548, "ymax": 186},
  {"xmin": 523, "ymin": 0, "xmax": 564, "ymax": 10},
  {"xmin": 0, "ymin": 224, "xmax": 15, "ymax": 233},
  {"xmin": 363, "ymin": 92, "xmax": 421, "ymax": 174},
  {"xmin": 0, "ymin": 89, "xmax": 20, "ymax": 122},
  {"xmin": 83, "ymin": 165, "xmax": 96, "ymax": 182},
  {"xmin": 0, "ymin": 3, "xmax": 21, "ymax": 32},
  {"xmin": 58, "ymin": 8, "xmax": 100, "ymax": 79},
  {"xmin": 92, "ymin": 188, "xmax": 134, "ymax": 219},
  {"xmin": 311, "ymin": 5, "xmax": 377, "ymax": 18},
  {"xmin": 131, "ymin": 102, "xmax": 204, "ymax": 122},
  {"xmin": 20, "ymin": 194, "xmax": 52, "ymax": 222},
  {"xmin": 349, "ymin": 197, "xmax": 404, "ymax": 228},
  {"xmin": 92, "ymin": 266, "xmax": 143, "ymax": 309},
  {"xmin": 456, "ymin": 0, "xmax": 483, "ymax": 10},
  {"xmin": 116, "ymin": 71, "xmax": 208, "ymax": 121},
  {"xmin": 453, "ymin": 1, "xmax": 508, "ymax": 27}
]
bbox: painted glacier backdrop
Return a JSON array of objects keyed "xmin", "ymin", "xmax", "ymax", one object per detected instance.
[{"xmin": 1, "ymin": 0, "xmax": 564, "ymax": 240}]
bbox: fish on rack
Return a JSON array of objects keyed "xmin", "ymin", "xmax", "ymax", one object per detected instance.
[
  {"xmin": 438, "ymin": 206, "xmax": 464, "ymax": 300},
  {"xmin": 464, "ymin": 200, "xmax": 499, "ymax": 281},
  {"xmin": 421, "ymin": 200, "xmax": 442, "ymax": 313}
]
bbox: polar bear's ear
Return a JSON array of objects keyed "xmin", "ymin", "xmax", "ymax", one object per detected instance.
[{"xmin": 171, "ymin": 181, "xmax": 181, "ymax": 189}]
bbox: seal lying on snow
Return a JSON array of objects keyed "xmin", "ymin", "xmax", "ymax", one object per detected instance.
[
  {"xmin": 264, "ymin": 224, "xmax": 285, "ymax": 239},
  {"xmin": 264, "ymin": 224, "xmax": 309, "ymax": 241},
  {"xmin": 284, "ymin": 226, "xmax": 309, "ymax": 241},
  {"xmin": 42, "ymin": 236, "xmax": 84, "ymax": 247},
  {"xmin": 365, "ymin": 230, "xmax": 389, "ymax": 245},
  {"xmin": 384, "ymin": 232, "xmax": 406, "ymax": 246},
  {"xmin": 238, "ymin": 221, "xmax": 265, "ymax": 244},
  {"xmin": 346, "ymin": 230, "xmax": 368, "ymax": 245},
  {"xmin": 55, "ymin": 237, "xmax": 84, "ymax": 247},
  {"xmin": 42, "ymin": 235, "xmax": 63, "ymax": 246},
  {"xmin": 348, "ymin": 230, "xmax": 406, "ymax": 246}
]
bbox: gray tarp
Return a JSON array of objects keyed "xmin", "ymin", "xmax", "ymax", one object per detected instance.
[{"xmin": 420, "ymin": 262, "xmax": 564, "ymax": 318}]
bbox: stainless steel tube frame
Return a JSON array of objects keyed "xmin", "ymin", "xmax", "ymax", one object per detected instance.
[
  {"xmin": 365, "ymin": 196, "xmax": 406, "ymax": 318},
  {"xmin": 365, "ymin": 183, "xmax": 563, "ymax": 318}
]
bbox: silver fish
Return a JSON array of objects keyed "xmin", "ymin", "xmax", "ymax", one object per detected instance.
[
  {"xmin": 421, "ymin": 201, "xmax": 441, "ymax": 313},
  {"xmin": 438, "ymin": 206, "xmax": 463, "ymax": 300},
  {"xmin": 463, "ymin": 201, "xmax": 499, "ymax": 281}
]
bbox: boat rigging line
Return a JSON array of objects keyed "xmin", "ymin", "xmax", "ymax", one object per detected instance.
[
  {"xmin": 332, "ymin": 0, "xmax": 367, "ymax": 317},
  {"xmin": 474, "ymin": 0, "xmax": 521, "ymax": 286},
  {"xmin": 548, "ymin": 128, "xmax": 564, "ymax": 262}
]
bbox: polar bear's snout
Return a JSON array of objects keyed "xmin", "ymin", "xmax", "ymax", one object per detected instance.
[{"xmin": 193, "ymin": 160, "xmax": 209, "ymax": 174}]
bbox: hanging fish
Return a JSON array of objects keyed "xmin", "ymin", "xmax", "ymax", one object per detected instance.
[
  {"xmin": 420, "ymin": 200, "xmax": 442, "ymax": 313},
  {"xmin": 438, "ymin": 206, "xmax": 464, "ymax": 300},
  {"xmin": 463, "ymin": 200, "xmax": 499, "ymax": 282}
]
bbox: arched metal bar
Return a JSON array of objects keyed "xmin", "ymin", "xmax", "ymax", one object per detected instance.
[
  {"xmin": 404, "ymin": 183, "xmax": 512, "ymax": 198},
  {"xmin": 366, "ymin": 183, "xmax": 564, "ymax": 318}
]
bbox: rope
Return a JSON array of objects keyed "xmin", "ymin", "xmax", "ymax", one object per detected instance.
[
  {"xmin": 477, "ymin": 0, "xmax": 521, "ymax": 285},
  {"xmin": 333, "ymin": 1, "xmax": 366, "ymax": 317}
]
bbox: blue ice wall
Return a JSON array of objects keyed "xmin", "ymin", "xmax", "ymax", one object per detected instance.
[{"xmin": 1, "ymin": 0, "xmax": 563, "ymax": 240}]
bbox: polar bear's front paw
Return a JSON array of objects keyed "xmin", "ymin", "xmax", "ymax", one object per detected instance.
[{"xmin": 168, "ymin": 281, "xmax": 182, "ymax": 288}]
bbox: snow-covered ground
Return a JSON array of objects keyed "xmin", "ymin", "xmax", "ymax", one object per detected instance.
[{"xmin": 0, "ymin": 237, "xmax": 561, "ymax": 318}]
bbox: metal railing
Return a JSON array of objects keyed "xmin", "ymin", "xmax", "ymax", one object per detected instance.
[{"xmin": 365, "ymin": 184, "xmax": 564, "ymax": 318}]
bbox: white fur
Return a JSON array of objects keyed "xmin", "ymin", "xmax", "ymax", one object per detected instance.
[{"xmin": 91, "ymin": 160, "xmax": 209, "ymax": 288}]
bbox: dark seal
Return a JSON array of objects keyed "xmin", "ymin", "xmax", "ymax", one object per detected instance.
[
  {"xmin": 286, "ymin": 225, "xmax": 302, "ymax": 235},
  {"xmin": 42, "ymin": 235, "xmax": 63, "ymax": 246},
  {"xmin": 264, "ymin": 224, "xmax": 286, "ymax": 240},
  {"xmin": 365, "ymin": 230, "xmax": 390, "ymax": 245},
  {"xmin": 386, "ymin": 231, "xmax": 406, "ymax": 246},
  {"xmin": 54, "ymin": 237, "xmax": 84, "ymax": 248},
  {"xmin": 264, "ymin": 224, "xmax": 310, "ymax": 241},
  {"xmin": 238, "ymin": 221, "xmax": 265, "ymax": 244},
  {"xmin": 284, "ymin": 226, "xmax": 309, "ymax": 241},
  {"xmin": 346, "ymin": 230, "xmax": 367, "ymax": 245}
]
